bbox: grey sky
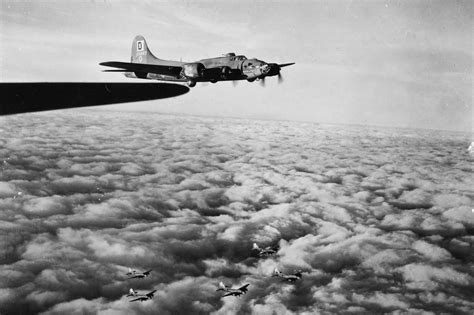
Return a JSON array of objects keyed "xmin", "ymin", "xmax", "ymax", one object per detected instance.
[{"xmin": 1, "ymin": 0, "xmax": 471, "ymax": 132}]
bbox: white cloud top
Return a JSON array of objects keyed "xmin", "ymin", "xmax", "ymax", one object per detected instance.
[{"xmin": 0, "ymin": 110, "xmax": 472, "ymax": 314}]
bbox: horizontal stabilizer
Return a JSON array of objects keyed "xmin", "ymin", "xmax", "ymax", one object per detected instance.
[{"xmin": 100, "ymin": 61, "xmax": 182, "ymax": 77}]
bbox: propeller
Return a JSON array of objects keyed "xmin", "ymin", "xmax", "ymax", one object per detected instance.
[
  {"xmin": 278, "ymin": 72, "xmax": 283, "ymax": 83},
  {"xmin": 263, "ymin": 62, "xmax": 294, "ymax": 84}
]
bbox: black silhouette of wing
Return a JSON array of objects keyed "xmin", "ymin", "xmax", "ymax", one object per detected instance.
[{"xmin": 238, "ymin": 284, "xmax": 250, "ymax": 293}]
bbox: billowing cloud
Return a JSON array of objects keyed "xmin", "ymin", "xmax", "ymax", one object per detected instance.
[
  {"xmin": 0, "ymin": 110, "xmax": 472, "ymax": 314},
  {"xmin": 0, "ymin": 181, "xmax": 17, "ymax": 197}
]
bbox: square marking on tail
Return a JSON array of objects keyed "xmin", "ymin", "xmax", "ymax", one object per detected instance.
[{"xmin": 137, "ymin": 40, "xmax": 144, "ymax": 51}]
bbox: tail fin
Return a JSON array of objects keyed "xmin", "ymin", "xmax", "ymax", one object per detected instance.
[
  {"xmin": 273, "ymin": 267, "xmax": 281, "ymax": 276},
  {"xmin": 131, "ymin": 35, "xmax": 159, "ymax": 64},
  {"xmin": 252, "ymin": 243, "xmax": 260, "ymax": 251},
  {"xmin": 217, "ymin": 281, "xmax": 227, "ymax": 291}
]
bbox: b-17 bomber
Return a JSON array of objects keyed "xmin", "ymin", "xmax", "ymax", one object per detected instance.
[
  {"xmin": 100, "ymin": 35, "xmax": 294, "ymax": 87},
  {"xmin": 127, "ymin": 269, "xmax": 152, "ymax": 279},
  {"xmin": 129, "ymin": 290, "xmax": 157, "ymax": 302},
  {"xmin": 216, "ymin": 281, "xmax": 250, "ymax": 297},
  {"xmin": 272, "ymin": 267, "xmax": 303, "ymax": 282},
  {"xmin": 252, "ymin": 242, "xmax": 279, "ymax": 257}
]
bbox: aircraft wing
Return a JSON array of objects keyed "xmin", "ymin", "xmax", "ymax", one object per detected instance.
[
  {"xmin": 100, "ymin": 61, "xmax": 182, "ymax": 77},
  {"xmin": 238, "ymin": 284, "xmax": 250, "ymax": 292},
  {"xmin": 129, "ymin": 297, "xmax": 145, "ymax": 302},
  {"xmin": 222, "ymin": 291, "xmax": 235, "ymax": 297},
  {"xmin": 0, "ymin": 83, "xmax": 189, "ymax": 115},
  {"xmin": 143, "ymin": 269, "xmax": 153, "ymax": 275},
  {"xmin": 146, "ymin": 290, "xmax": 157, "ymax": 297}
]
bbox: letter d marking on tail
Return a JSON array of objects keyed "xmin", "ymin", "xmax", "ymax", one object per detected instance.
[{"xmin": 137, "ymin": 40, "xmax": 144, "ymax": 52}]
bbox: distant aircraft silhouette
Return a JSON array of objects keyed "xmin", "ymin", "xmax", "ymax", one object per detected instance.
[
  {"xmin": 128, "ymin": 269, "xmax": 152, "ymax": 279},
  {"xmin": 129, "ymin": 289, "xmax": 157, "ymax": 302},
  {"xmin": 272, "ymin": 267, "xmax": 303, "ymax": 282},
  {"xmin": 252, "ymin": 242, "xmax": 279, "ymax": 257},
  {"xmin": 216, "ymin": 281, "xmax": 250, "ymax": 297}
]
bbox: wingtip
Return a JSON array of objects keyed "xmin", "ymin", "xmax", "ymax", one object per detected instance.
[{"xmin": 102, "ymin": 70, "xmax": 128, "ymax": 72}]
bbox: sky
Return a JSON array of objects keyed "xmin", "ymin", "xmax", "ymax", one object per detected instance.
[
  {"xmin": 0, "ymin": 0, "xmax": 472, "ymax": 132},
  {"xmin": 0, "ymin": 110, "xmax": 472, "ymax": 314}
]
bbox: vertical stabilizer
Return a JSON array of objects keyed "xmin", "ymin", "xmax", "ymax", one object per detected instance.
[
  {"xmin": 217, "ymin": 282, "xmax": 227, "ymax": 291},
  {"xmin": 131, "ymin": 35, "xmax": 159, "ymax": 64}
]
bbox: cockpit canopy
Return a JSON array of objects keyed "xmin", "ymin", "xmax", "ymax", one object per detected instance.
[
  {"xmin": 223, "ymin": 53, "xmax": 247, "ymax": 61},
  {"xmin": 243, "ymin": 59, "xmax": 266, "ymax": 68}
]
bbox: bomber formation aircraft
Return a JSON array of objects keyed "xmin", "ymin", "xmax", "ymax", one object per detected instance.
[
  {"xmin": 129, "ymin": 290, "xmax": 157, "ymax": 302},
  {"xmin": 127, "ymin": 269, "xmax": 152, "ymax": 279},
  {"xmin": 122, "ymin": 243, "xmax": 303, "ymax": 304},
  {"xmin": 272, "ymin": 267, "xmax": 303, "ymax": 282},
  {"xmin": 216, "ymin": 281, "xmax": 250, "ymax": 297},
  {"xmin": 124, "ymin": 269, "xmax": 157, "ymax": 303},
  {"xmin": 252, "ymin": 242, "xmax": 279, "ymax": 257},
  {"xmin": 100, "ymin": 35, "xmax": 295, "ymax": 87}
]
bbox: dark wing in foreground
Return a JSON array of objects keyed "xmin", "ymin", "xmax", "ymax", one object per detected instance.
[
  {"xmin": 143, "ymin": 269, "xmax": 153, "ymax": 275},
  {"xmin": 129, "ymin": 297, "xmax": 146, "ymax": 302},
  {"xmin": 0, "ymin": 83, "xmax": 189, "ymax": 115},
  {"xmin": 100, "ymin": 62, "xmax": 182, "ymax": 77}
]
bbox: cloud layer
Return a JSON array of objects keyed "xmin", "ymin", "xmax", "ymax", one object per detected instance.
[{"xmin": 0, "ymin": 110, "xmax": 473, "ymax": 314}]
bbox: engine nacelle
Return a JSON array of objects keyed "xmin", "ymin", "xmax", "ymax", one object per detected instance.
[
  {"xmin": 221, "ymin": 66, "xmax": 231, "ymax": 79},
  {"xmin": 134, "ymin": 72, "xmax": 148, "ymax": 79},
  {"xmin": 182, "ymin": 63, "xmax": 204, "ymax": 79}
]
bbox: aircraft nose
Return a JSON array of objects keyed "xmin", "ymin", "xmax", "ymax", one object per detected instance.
[{"xmin": 261, "ymin": 64, "xmax": 271, "ymax": 74}]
